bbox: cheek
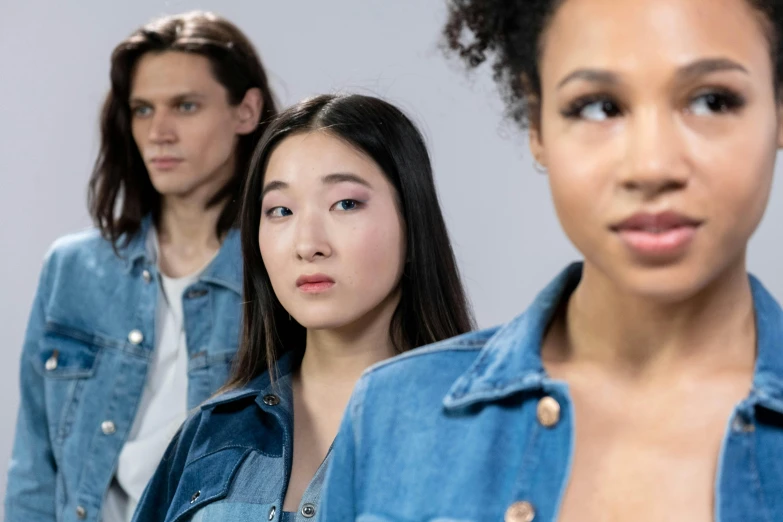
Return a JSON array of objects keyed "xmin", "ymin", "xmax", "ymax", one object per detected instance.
[
  {"xmin": 131, "ymin": 120, "xmax": 146, "ymax": 150},
  {"xmin": 342, "ymin": 211, "xmax": 405, "ymax": 287},
  {"xmin": 258, "ymin": 226, "xmax": 288, "ymax": 287},
  {"xmin": 183, "ymin": 113, "xmax": 238, "ymax": 162},
  {"xmin": 546, "ymin": 146, "xmax": 611, "ymax": 238}
]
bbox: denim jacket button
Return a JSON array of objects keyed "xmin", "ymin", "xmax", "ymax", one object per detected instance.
[
  {"xmin": 75, "ymin": 505, "xmax": 87, "ymax": 519},
  {"xmin": 301, "ymin": 503, "xmax": 316, "ymax": 518},
  {"xmin": 263, "ymin": 394, "xmax": 280, "ymax": 406},
  {"xmin": 536, "ymin": 396, "xmax": 561, "ymax": 428},
  {"xmin": 101, "ymin": 421, "xmax": 116, "ymax": 435},
  {"xmin": 45, "ymin": 353, "xmax": 58, "ymax": 371},
  {"xmin": 142, "ymin": 270, "xmax": 152, "ymax": 283},
  {"xmin": 128, "ymin": 329, "xmax": 144, "ymax": 345},
  {"xmin": 505, "ymin": 501, "xmax": 535, "ymax": 522},
  {"xmin": 268, "ymin": 506, "xmax": 276, "ymax": 520}
]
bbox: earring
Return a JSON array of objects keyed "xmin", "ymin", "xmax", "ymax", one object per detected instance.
[{"xmin": 533, "ymin": 160, "xmax": 547, "ymax": 174}]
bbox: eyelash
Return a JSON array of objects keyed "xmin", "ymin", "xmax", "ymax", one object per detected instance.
[
  {"xmin": 560, "ymin": 89, "xmax": 746, "ymax": 120},
  {"xmin": 130, "ymin": 101, "xmax": 199, "ymax": 117},
  {"xmin": 263, "ymin": 199, "xmax": 364, "ymax": 218}
]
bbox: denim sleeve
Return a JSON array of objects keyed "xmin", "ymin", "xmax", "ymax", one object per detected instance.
[
  {"xmin": 131, "ymin": 413, "xmax": 200, "ymax": 522},
  {"xmin": 320, "ymin": 377, "xmax": 368, "ymax": 520},
  {"xmin": 5, "ymin": 257, "xmax": 57, "ymax": 521}
]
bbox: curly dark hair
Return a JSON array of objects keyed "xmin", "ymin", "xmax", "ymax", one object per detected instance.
[{"xmin": 443, "ymin": 0, "xmax": 783, "ymax": 129}]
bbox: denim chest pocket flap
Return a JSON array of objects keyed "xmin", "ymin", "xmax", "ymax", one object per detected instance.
[
  {"xmin": 38, "ymin": 328, "xmax": 101, "ymax": 379},
  {"xmin": 169, "ymin": 447, "xmax": 253, "ymax": 522}
]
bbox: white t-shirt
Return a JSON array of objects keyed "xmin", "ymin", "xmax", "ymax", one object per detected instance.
[{"xmin": 102, "ymin": 236, "xmax": 215, "ymax": 522}]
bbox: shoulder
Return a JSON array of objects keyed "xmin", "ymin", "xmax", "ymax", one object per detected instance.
[
  {"xmin": 348, "ymin": 327, "xmax": 500, "ymax": 413},
  {"xmin": 43, "ymin": 227, "xmax": 120, "ymax": 271},
  {"xmin": 362, "ymin": 327, "xmax": 498, "ymax": 383}
]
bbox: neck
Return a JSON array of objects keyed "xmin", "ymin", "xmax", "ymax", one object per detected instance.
[
  {"xmin": 298, "ymin": 289, "xmax": 400, "ymax": 388},
  {"xmin": 158, "ymin": 196, "xmax": 224, "ymax": 250},
  {"xmin": 550, "ymin": 257, "xmax": 756, "ymax": 379}
]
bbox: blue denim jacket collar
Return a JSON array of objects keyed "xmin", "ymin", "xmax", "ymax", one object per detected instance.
[
  {"xmin": 122, "ymin": 215, "xmax": 242, "ymax": 294},
  {"xmin": 445, "ymin": 262, "xmax": 783, "ymax": 414},
  {"xmin": 202, "ymin": 354, "xmax": 297, "ymax": 415}
]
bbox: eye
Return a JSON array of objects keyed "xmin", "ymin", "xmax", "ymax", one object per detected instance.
[
  {"xmin": 332, "ymin": 199, "xmax": 361, "ymax": 211},
  {"xmin": 178, "ymin": 101, "xmax": 199, "ymax": 113},
  {"xmin": 265, "ymin": 206, "xmax": 292, "ymax": 218},
  {"xmin": 562, "ymin": 96, "xmax": 622, "ymax": 122},
  {"xmin": 688, "ymin": 91, "xmax": 745, "ymax": 116},
  {"xmin": 132, "ymin": 105, "xmax": 152, "ymax": 118}
]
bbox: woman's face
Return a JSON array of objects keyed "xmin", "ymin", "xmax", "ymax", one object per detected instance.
[
  {"xmin": 258, "ymin": 131, "xmax": 406, "ymax": 331},
  {"xmin": 531, "ymin": 0, "xmax": 783, "ymax": 301}
]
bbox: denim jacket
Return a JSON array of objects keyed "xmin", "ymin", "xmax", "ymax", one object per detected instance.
[
  {"xmin": 131, "ymin": 355, "xmax": 331, "ymax": 522},
  {"xmin": 5, "ymin": 217, "xmax": 243, "ymax": 522},
  {"xmin": 321, "ymin": 263, "xmax": 783, "ymax": 521}
]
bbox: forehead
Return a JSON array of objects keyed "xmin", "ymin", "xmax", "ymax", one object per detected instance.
[
  {"xmin": 541, "ymin": 0, "xmax": 772, "ymax": 81},
  {"xmin": 130, "ymin": 51, "xmax": 226, "ymax": 100},
  {"xmin": 265, "ymin": 131, "xmax": 383, "ymax": 183}
]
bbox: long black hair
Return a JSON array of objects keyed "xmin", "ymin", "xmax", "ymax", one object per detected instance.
[
  {"xmin": 88, "ymin": 11, "xmax": 278, "ymax": 249},
  {"xmin": 226, "ymin": 93, "xmax": 475, "ymax": 387}
]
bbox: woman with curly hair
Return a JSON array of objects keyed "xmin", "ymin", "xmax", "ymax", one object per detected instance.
[{"xmin": 321, "ymin": 0, "xmax": 783, "ymax": 520}]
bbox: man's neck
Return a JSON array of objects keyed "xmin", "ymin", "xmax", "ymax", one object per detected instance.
[{"xmin": 156, "ymin": 196, "xmax": 225, "ymax": 278}]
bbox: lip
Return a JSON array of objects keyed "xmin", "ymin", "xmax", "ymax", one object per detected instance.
[
  {"xmin": 296, "ymin": 273, "xmax": 335, "ymax": 293},
  {"xmin": 610, "ymin": 211, "xmax": 703, "ymax": 261},
  {"xmin": 148, "ymin": 157, "xmax": 184, "ymax": 170}
]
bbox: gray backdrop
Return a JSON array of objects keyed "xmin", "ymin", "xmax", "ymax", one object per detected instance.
[{"xmin": 2, "ymin": 0, "xmax": 782, "ymax": 514}]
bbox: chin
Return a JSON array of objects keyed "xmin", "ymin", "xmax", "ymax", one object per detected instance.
[
  {"xmin": 286, "ymin": 307, "xmax": 346, "ymax": 329},
  {"xmin": 614, "ymin": 263, "xmax": 719, "ymax": 304}
]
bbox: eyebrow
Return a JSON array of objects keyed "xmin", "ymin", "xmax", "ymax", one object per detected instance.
[
  {"xmin": 260, "ymin": 173, "xmax": 372, "ymax": 200},
  {"xmin": 322, "ymin": 172, "xmax": 372, "ymax": 189},
  {"xmin": 557, "ymin": 58, "xmax": 749, "ymax": 90}
]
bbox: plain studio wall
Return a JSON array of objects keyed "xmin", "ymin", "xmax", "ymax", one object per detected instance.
[{"xmin": 2, "ymin": 0, "xmax": 783, "ymax": 514}]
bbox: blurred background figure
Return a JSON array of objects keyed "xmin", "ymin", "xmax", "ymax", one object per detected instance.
[{"xmin": 4, "ymin": 11, "xmax": 277, "ymax": 522}]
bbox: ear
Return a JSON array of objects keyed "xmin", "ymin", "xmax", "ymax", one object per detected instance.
[
  {"xmin": 527, "ymin": 97, "xmax": 546, "ymax": 169},
  {"xmin": 778, "ymin": 99, "xmax": 783, "ymax": 149},
  {"xmin": 235, "ymin": 87, "xmax": 264, "ymax": 135}
]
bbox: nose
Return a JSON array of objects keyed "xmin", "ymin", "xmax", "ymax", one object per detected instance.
[
  {"xmin": 148, "ymin": 109, "xmax": 177, "ymax": 144},
  {"xmin": 618, "ymin": 106, "xmax": 689, "ymax": 199},
  {"xmin": 294, "ymin": 209, "xmax": 332, "ymax": 262}
]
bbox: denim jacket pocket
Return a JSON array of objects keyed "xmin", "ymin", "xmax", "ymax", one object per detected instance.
[
  {"xmin": 38, "ymin": 327, "xmax": 102, "ymax": 442},
  {"xmin": 187, "ymin": 350, "xmax": 236, "ymax": 405},
  {"xmin": 169, "ymin": 447, "xmax": 252, "ymax": 522}
]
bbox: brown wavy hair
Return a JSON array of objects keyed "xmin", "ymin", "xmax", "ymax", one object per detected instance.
[{"xmin": 88, "ymin": 11, "xmax": 278, "ymax": 249}]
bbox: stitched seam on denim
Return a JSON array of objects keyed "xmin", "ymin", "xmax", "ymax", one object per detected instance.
[
  {"xmin": 172, "ymin": 448, "xmax": 253, "ymax": 522},
  {"xmin": 352, "ymin": 376, "xmax": 368, "ymax": 504},
  {"xmin": 185, "ymin": 445, "xmax": 279, "ymax": 467},
  {"xmin": 747, "ymin": 424, "xmax": 774, "ymax": 522},
  {"xmin": 363, "ymin": 343, "xmax": 484, "ymax": 377},
  {"xmin": 510, "ymin": 399, "xmax": 545, "ymax": 499},
  {"xmin": 44, "ymin": 322, "xmax": 125, "ymax": 350}
]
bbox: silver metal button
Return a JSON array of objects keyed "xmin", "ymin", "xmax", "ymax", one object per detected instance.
[
  {"xmin": 190, "ymin": 490, "xmax": 201, "ymax": 503},
  {"xmin": 536, "ymin": 396, "xmax": 561, "ymax": 428},
  {"xmin": 101, "ymin": 421, "xmax": 116, "ymax": 435},
  {"xmin": 505, "ymin": 501, "xmax": 535, "ymax": 522},
  {"xmin": 142, "ymin": 270, "xmax": 152, "ymax": 283},
  {"xmin": 45, "ymin": 353, "xmax": 58, "ymax": 371},
  {"xmin": 263, "ymin": 394, "xmax": 280, "ymax": 406},
  {"xmin": 268, "ymin": 506, "xmax": 276, "ymax": 520},
  {"xmin": 128, "ymin": 329, "xmax": 144, "ymax": 345},
  {"xmin": 75, "ymin": 505, "xmax": 87, "ymax": 519},
  {"xmin": 301, "ymin": 503, "xmax": 316, "ymax": 518}
]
